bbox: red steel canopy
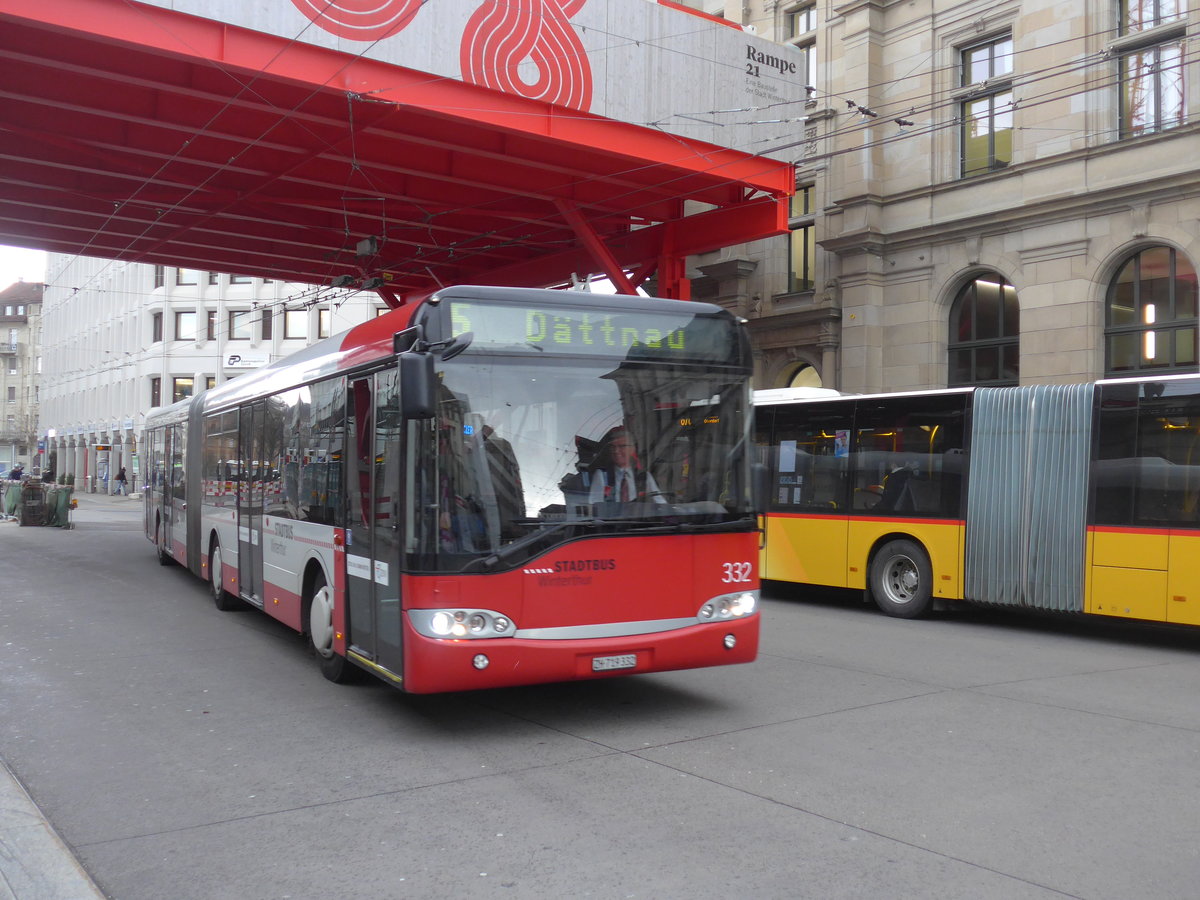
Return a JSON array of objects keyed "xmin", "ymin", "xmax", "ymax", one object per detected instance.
[{"xmin": 0, "ymin": 0, "xmax": 792, "ymax": 305}]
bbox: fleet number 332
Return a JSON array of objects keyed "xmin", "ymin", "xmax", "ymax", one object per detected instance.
[{"xmin": 722, "ymin": 561, "xmax": 753, "ymax": 583}]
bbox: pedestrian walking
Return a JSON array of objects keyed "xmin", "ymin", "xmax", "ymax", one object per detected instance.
[{"xmin": 114, "ymin": 466, "xmax": 127, "ymax": 496}]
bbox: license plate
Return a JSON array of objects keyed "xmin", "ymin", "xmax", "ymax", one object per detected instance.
[{"xmin": 592, "ymin": 653, "xmax": 637, "ymax": 672}]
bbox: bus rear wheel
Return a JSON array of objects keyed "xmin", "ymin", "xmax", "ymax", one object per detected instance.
[
  {"xmin": 306, "ymin": 571, "xmax": 360, "ymax": 684},
  {"xmin": 209, "ymin": 540, "xmax": 241, "ymax": 611},
  {"xmin": 869, "ymin": 539, "xmax": 932, "ymax": 619}
]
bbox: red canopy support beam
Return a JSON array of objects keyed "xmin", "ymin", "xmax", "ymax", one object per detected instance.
[
  {"xmin": 376, "ymin": 284, "xmax": 405, "ymax": 309},
  {"xmin": 554, "ymin": 200, "xmax": 638, "ymax": 295}
]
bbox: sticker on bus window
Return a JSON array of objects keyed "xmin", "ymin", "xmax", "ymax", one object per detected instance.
[
  {"xmin": 779, "ymin": 487, "xmax": 789, "ymax": 504},
  {"xmin": 834, "ymin": 430, "xmax": 850, "ymax": 458},
  {"xmin": 779, "ymin": 440, "xmax": 797, "ymax": 473}
]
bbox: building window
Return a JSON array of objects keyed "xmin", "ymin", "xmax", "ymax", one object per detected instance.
[
  {"xmin": 960, "ymin": 36, "xmax": 1014, "ymax": 177},
  {"xmin": 1116, "ymin": 0, "xmax": 1186, "ymax": 138},
  {"xmin": 261, "ymin": 308, "xmax": 273, "ymax": 340},
  {"xmin": 284, "ymin": 309, "xmax": 307, "ymax": 339},
  {"xmin": 154, "ymin": 266, "xmax": 165, "ymax": 288},
  {"xmin": 151, "ymin": 311, "xmax": 163, "ymax": 343},
  {"xmin": 175, "ymin": 310, "xmax": 197, "ymax": 341},
  {"xmin": 788, "ymin": 184, "xmax": 816, "ymax": 293},
  {"xmin": 6, "ymin": 387, "xmax": 14, "ymax": 403},
  {"xmin": 172, "ymin": 377, "xmax": 194, "ymax": 403},
  {"xmin": 1105, "ymin": 246, "xmax": 1198, "ymax": 375},
  {"xmin": 150, "ymin": 377, "xmax": 161, "ymax": 407},
  {"xmin": 948, "ymin": 274, "xmax": 1020, "ymax": 386},
  {"xmin": 208, "ymin": 272, "xmax": 219, "ymax": 285},
  {"xmin": 785, "ymin": 4, "xmax": 817, "ymax": 89},
  {"xmin": 228, "ymin": 310, "xmax": 252, "ymax": 340},
  {"xmin": 205, "ymin": 376, "xmax": 216, "ymax": 391},
  {"xmin": 788, "ymin": 363, "xmax": 823, "ymax": 389},
  {"xmin": 318, "ymin": 308, "xmax": 331, "ymax": 339},
  {"xmin": 230, "ymin": 275, "xmax": 253, "ymax": 284},
  {"xmin": 7, "ymin": 361, "xmax": 16, "ymax": 376},
  {"xmin": 175, "ymin": 268, "xmax": 201, "ymax": 286},
  {"xmin": 205, "ymin": 310, "xmax": 217, "ymax": 341}
]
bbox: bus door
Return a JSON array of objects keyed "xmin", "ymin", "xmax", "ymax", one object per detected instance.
[
  {"xmin": 345, "ymin": 369, "xmax": 405, "ymax": 681},
  {"xmin": 238, "ymin": 401, "xmax": 266, "ymax": 607},
  {"xmin": 150, "ymin": 425, "xmax": 172, "ymax": 554},
  {"xmin": 345, "ymin": 371, "xmax": 405, "ymax": 680}
]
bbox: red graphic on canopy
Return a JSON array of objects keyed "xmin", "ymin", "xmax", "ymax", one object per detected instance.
[
  {"xmin": 290, "ymin": 0, "xmax": 424, "ymax": 42},
  {"xmin": 460, "ymin": 0, "xmax": 593, "ymax": 111}
]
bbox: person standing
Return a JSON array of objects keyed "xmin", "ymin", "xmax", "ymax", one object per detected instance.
[{"xmin": 114, "ymin": 466, "xmax": 128, "ymax": 496}]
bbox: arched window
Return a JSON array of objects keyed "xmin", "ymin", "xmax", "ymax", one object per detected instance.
[
  {"xmin": 1105, "ymin": 246, "xmax": 1198, "ymax": 375},
  {"xmin": 788, "ymin": 363, "xmax": 823, "ymax": 389},
  {"xmin": 948, "ymin": 274, "xmax": 1019, "ymax": 386}
]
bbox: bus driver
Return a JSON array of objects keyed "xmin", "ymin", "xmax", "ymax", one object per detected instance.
[{"xmin": 588, "ymin": 426, "xmax": 666, "ymax": 505}]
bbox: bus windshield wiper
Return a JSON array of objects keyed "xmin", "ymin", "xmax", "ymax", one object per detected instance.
[{"xmin": 462, "ymin": 518, "xmax": 605, "ymax": 572}]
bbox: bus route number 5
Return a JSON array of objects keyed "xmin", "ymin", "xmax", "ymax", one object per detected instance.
[{"xmin": 722, "ymin": 561, "xmax": 753, "ymax": 583}]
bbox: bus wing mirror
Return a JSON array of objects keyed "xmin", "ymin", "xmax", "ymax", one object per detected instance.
[{"xmin": 399, "ymin": 351, "xmax": 436, "ymax": 419}]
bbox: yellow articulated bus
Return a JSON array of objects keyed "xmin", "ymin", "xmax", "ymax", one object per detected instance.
[{"xmin": 754, "ymin": 376, "xmax": 1200, "ymax": 626}]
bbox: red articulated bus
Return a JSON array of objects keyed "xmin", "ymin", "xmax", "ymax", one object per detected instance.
[{"xmin": 144, "ymin": 286, "xmax": 760, "ymax": 693}]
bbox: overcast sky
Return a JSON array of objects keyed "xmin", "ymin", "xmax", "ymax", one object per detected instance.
[{"xmin": 0, "ymin": 245, "xmax": 48, "ymax": 288}]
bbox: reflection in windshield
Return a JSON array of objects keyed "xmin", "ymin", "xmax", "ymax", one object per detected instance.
[{"xmin": 409, "ymin": 356, "xmax": 753, "ymax": 571}]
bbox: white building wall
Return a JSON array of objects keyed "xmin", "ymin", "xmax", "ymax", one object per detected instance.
[{"xmin": 40, "ymin": 255, "xmax": 379, "ymax": 493}]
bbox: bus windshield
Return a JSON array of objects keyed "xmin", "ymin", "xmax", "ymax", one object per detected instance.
[{"xmin": 408, "ymin": 353, "xmax": 754, "ymax": 572}]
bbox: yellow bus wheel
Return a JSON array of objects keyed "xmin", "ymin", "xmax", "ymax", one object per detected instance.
[{"xmin": 869, "ymin": 539, "xmax": 932, "ymax": 619}]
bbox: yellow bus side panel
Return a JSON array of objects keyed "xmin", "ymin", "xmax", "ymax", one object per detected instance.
[
  {"xmin": 762, "ymin": 515, "xmax": 848, "ymax": 587},
  {"xmin": 1167, "ymin": 532, "xmax": 1200, "ymax": 626},
  {"xmin": 1092, "ymin": 529, "xmax": 1169, "ymax": 570},
  {"xmin": 1089, "ymin": 565, "xmax": 1167, "ymax": 621},
  {"xmin": 846, "ymin": 520, "xmax": 965, "ymax": 598}
]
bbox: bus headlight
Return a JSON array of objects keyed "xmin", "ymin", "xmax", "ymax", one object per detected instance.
[
  {"xmin": 697, "ymin": 590, "xmax": 758, "ymax": 622},
  {"xmin": 410, "ymin": 608, "xmax": 518, "ymax": 640}
]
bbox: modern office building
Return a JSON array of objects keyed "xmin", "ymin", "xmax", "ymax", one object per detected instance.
[
  {"xmin": 39, "ymin": 255, "xmax": 375, "ymax": 492},
  {"xmin": 682, "ymin": 0, "xmax": 1200, "ymax": 392},
  {"xmin": 0, "ymin": 280, "xmax": 42, "ymax": 473}
]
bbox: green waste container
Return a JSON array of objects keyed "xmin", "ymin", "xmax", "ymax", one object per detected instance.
[
  {"xmin": 2, "ymin": 482, "xmax": 19, "ymax": 518},
  {"xmin": 46, "ymin": 487, "xmax": 74, "ymax": 527}
]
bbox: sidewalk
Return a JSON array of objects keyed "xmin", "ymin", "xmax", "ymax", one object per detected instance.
[
  {"xmin": 0, "ymin": 758, "xmax": 105, "ymax": 900},
  {"xmin": 1, "ymin": 489, "xmax": 118, "ymax": 899}
]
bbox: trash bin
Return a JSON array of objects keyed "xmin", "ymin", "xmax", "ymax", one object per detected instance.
[
  {"xmin": 18, "ymin": 482, "xmax": 46, "ymax": 526},
  {"xmin": 45, "ymin": 486, "xmax": 74, "ymax": 528}
]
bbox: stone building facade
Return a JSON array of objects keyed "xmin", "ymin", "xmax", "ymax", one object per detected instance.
[
  {"xmin": 683, "ymin": 0, "xmax": 1200, "ymax": 392},
  {"xmin": 0, "ymin": 281, "xmax": 42, "ymax": 471}
]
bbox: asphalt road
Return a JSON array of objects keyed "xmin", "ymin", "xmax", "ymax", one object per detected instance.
[{"xmin": 3, "ymin": 495, "xmax": 1200, "ymax": 899}]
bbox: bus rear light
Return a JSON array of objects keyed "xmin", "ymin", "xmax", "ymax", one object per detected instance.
[
  {"xmin": 410, "ymin": 608, "xmax": 518, "ymax": 640},
  {"xmin": 698, "ymin": 590, "xmax": 758, "ymax": 622}
]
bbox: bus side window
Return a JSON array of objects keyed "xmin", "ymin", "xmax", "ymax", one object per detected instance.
[
  {"xmin": 852, "ymin": 396, "xmax": 966, "ymax": 518},
  {"xmin": 769, "ymin": 404, "xmax": 852, "ymax": 512}
]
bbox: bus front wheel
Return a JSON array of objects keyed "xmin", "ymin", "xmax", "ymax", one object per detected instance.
[
  {"xmin": 868, "ymin": 539, "xmax": 932, "ymax": 619},
  {"xmin": 306, "ymin": 572, "xmax": 360, "ymax": 684}
]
